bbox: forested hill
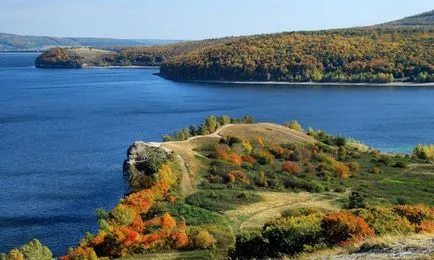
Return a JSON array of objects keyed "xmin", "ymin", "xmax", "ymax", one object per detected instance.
[
  {"xmin": 374, "ymin": 10, "xmax": 434, "ymax": 28},
  {"xmin": 160, "ymin": 28, "xmax": 433, "ymax": 83},
  {"xmin": 159, "ymin": 10, "xmax": 434, "ymax": 83},
  {"xmin": 35, "ymin": 10, "xmax": 434, "ymax": 83},
  {"xmin": 0, "ymin": 33, "xmax": 180, "ymax": 51}
]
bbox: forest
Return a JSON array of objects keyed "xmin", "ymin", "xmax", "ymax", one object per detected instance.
[{"xmin": 160, "ymin": 28, "xmax": 434, "ymax": 83}]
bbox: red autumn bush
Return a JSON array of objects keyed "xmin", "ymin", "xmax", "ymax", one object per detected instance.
[
  {"xmin": 321, "ymin": 211, "xmax": 375, "ymax": 245},
  {"xmin": 228, "ymin": 153, "xmax": 243, "ymax": 166},
  {"xmin": 282, "ymin": 161, "xmax": 302, "ymax": 175},
  {"xmin": 241, "ymin": 154, "xmax": 256, "ymax": 165}
]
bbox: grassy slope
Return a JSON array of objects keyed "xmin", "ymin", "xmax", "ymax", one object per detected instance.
[{"xmin": 137, "ymin": 123, "xmax": 433, "ymax": 259}]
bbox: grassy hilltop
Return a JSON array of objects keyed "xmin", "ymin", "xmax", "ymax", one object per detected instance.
[{"xmin": 4, "ymin": 116, "xmax": 433, "ymax": 259}]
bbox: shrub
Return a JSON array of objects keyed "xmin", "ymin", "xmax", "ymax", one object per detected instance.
[
  {"xmin": 354, "ymin": 206, "xmax": 413, "ymax": 235},
  {"xmin": 416, "ymin": 220, "xmax": 434, "ymax": 233},
  {"xmin": 262, "ymin": 213, "xmax": 323, "ymax": 256},
  {"xmin": 241, "ymin": 155, "xmax": 256, "ymax": 165},
  {"xmin": 215, "ymin": 144, "xmax": 231, "ymax": 160},
  {"xmin": 321, "ymin": 211, "xmax": 375, "ymax": 245},
  {"xmin": 336, "ymin": 136, "xmax": 347, "ymax": 147},
  {"xmin": 393, "ymin": 161, "xmax": 408, "ymax": 168},
  {"xmin": 192, "ymin": 230, "xmax": 217, "ymax": 249},
  {"xmin": 254, "ymin": 171, "xmax": 268, "ymax": 187},
  {"xmin": 282, "ymin": 161, "xmax": 302, "ymax": 175},
  {"xmin": 284, "ymin": 120, "xmax": 304, "ymax": 132},
  {"xmin": 1, "ymin": 239, "xmax": 53, "ymax": 260},
  {"xmin": 334, "ymin": 162, "xmax": 351, "ymax": 179},
  {"xmin": 228, "ymin": 153, "xmax": 243, "ymax": 166},
  {"xmin": 112, "ymin": 205, "xmax": 136, "ymax": 226},
  {"xmin": 346, "ymin": 162, "xmax": 360, "ymax": 172},
  {"xmin": 226, "ymin": 170, "xmax": 249, "ymax": 184},
  {"xmin": 252, "ymin": 149, "xmax": 273, "ymax": 165},
  {"xmin": 347, "ymin": 191, "xmax": 366, "ymax": 209},
  {"xmin": 413, "ymin": 144, "xmax": 434, "ymax": 160},
  {"xmin": 393, "ymin": 204, "xmax": 434, "ymax": 224},
  {"xmin": 233, "ymin": 232, "xmax": 268, "ymax": 259}
]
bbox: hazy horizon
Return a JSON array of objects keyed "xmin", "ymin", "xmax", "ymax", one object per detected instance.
[{"xmin": 1, "ymin": 0, "xmax": 433, "ymax": 40}]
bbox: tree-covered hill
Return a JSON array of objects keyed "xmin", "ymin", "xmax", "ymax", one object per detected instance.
[{"xmin": 160, "ymin": 28, "xmax": 433, "ymax": 83}]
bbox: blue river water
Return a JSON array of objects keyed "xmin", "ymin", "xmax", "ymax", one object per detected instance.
[{"xmin": 1, "ymin": 53, "xmax": 434, "ymax": 255}]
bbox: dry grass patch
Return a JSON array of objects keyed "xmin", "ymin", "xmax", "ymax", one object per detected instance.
[
  {"xmin": 162, "ymin": 136, "xmax": 219, "ymax": 188},
  {"xmin": 219, "ymin": 123, "xmax": 315, "ymax": 145},
  {"xmin": 225, "ymin": 191, "xmax": 344, "ymax": 231}
]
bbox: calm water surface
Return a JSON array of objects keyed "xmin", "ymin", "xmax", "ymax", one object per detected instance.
[{"xmin": 1, "ymin": 53, "xmax": 434, "ymax": 255}]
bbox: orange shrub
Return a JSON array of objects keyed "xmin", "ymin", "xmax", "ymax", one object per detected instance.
[
  {"xmin": 256, "ymin": 136, "xmax": 264, "ymax": 147},
  {"xmin": 171, "ymin": 229, "xmax": 190, "ymax": 249},
  {"xmin": 215, "ymin": 144, "xmax": 231, "ymax": 160},
  {"xmin": 282, "ymin": 161, "xmax": 302, "ymax": 175},
  {"xmin": 226, "ymin": 172, "xmax": 236, "ymax": 183},
  {"xmin": 269, "ymin": 143, "xmax": 285, "ymax": 157},
  {"xmin": 60, "ymin": 246, "xmax": 97, "ymax": 260},
  {"xmin": 334, "ymin": 162, "xmax": 351, "ymax": 179},
  {"xmin": 241, "ymin": 154, "xmax": 256, "ymax": 165},
  {"xmin": 131, "ymin": 214, "xmax": 145, "ymax": 232},
  {"xmin": 228, "ymin": 153, "xmax": 243, "ymax": 166},
  {"xmin": 91, "ymin": 231, "xmax": 106, "ymax": 246},
  {"xmin": 393, "ymin": 204, "xmax": 434, "ymax": 224},
  {"xmin": 321, "ymin": 211, "xmax": 375, "ymax": 245},
  {"xmin": 161, "ymin": 212, "xmax": 177, "ymax": 229},
  {"xmin": 123, "ymin": 191, "xmax": 153, "ymax": 214},
  {"xmin": 416, "ymin": 220, "xmax": 434, "ymax": 233},
  {"xmin": 227, "ymin": 170, "xmax": 249, "ymax": 184}
]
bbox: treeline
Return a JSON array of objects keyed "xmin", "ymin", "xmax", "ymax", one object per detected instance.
[
  {"xmin": 160, "ymin": 28, "xmax": 434, "ymax": 83},
  {"xmin": 162, "ymin": 115, "xmax": 255, "ymax": 141}
]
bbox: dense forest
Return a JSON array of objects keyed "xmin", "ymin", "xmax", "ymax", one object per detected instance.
[{"xmin": 160, "ymin": 28, "xmax": 434, "ymax": 83}]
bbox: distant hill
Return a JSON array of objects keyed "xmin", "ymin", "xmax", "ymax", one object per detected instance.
[
  {"xmin": 374, "ymin": 10, "xmax": 434, "ymax": 28},
  {"xmin": 0, "ymin": 33, "xmax": 180, "ymax": 51}
]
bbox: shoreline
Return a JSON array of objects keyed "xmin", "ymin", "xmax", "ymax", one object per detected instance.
[
  {"xmin": 84, "ymin": 65, "xmax": 159, "ymax": 69},
  {"xmin": 155, "ymin": 76, "xmax": 434, "ymax": 87}
]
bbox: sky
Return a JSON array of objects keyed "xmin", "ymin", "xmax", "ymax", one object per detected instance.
[{"xmin": 1, "ymin": 0, "xmax": 433, "ymax": 40}]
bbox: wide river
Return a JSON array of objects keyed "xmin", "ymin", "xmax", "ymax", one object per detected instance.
[{"xmin": 1, "ymin": 53, "xmax": 434, "ymax": 255}]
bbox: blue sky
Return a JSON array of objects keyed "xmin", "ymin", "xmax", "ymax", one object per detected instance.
[{"xmin": 1, "ymin": 0, "xmax": 433, "ymax": 40}]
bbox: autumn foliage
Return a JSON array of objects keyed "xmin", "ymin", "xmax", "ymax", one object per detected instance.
[
  {"xmin": 282, "ymin": 161, "xmax": 302, "ymax": 175},
  {"xmin": 61, "ymin": 162, "xmax": 191, "ymax": 259},
  {"xmin": 321, "ymin": 211, "xmax": 375, "ymax": 245}
]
